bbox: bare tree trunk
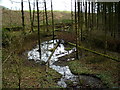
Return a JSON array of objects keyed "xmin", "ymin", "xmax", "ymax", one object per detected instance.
[
  {"xmin": 85, "ymin": 1, "xmax": 88, "ymax": 35},
  {"xmin": 103, "ymin": 2, "xmax": 107, "ymax": 54},
  {"xmin": 91, "ymin": 2, "xmax": 93, "ymax": 30},
  {"xmin": 88, "ymin": 1, "xmax": 91, "ymax": 49},
  {"xmin": 80, "ymin": 2, "xmax": 83, "ymax": 41},
  {"xmin": 97, "ymin": 2, "xmax": 100, "ymax": 30},
  {"xmin": 111, "ymin": 3, "xmax": 113, "ymax": 37},
  {"xmin": 44, "ymin": 0, "xmax": 49, "ymax": 32},
  {"xmin": 51, "ymin": 0, "xmax": 55, "ymax": 42},
  {"xmin": 21, "ymin": 0, "xmax": 25, "ymax": 32},
  {"xmin": 88, "ymin": 1, "xmax": 90, "ymax": 32},
  {"xmin": 28, "ymin": 0, "xmax": 34, "ymax": 32},
  {"xmin": 117, "ymin": 2, "xmax": 120, "ymax": 60},
  {"xmin": 36, "ymin": 0, "xmax": 41, "ymax": 59},
  {"xmin": 43, "ymin": 9, "xmax": 45, "ymax": 32},
  {"xmin": 78, "ymin": 1, "xmax": 80, "ymax": 42},
  {"xmin": 31, "ymin": 0, "xmax": 35, "ymax": 32},
  {"xmin": 71, "ymin": 0, "xmax": 73, "ymax": 31},
  {"xmin": 77, "ymin": 1, "xmax": 81, "ymax": 58},
  {"xmin": 75, "ymin": 0, "xmax": 78, "ymax": 59},
  {"xmin": 108, "ymin": 3, "xmax": 111, "ymax": 35},
  {"xmin": 114, "ymin": 2, "xmax": 118, "ymax": 39},
  {"xmin": 114, "ymin": 2, "xmax": 117, "ymax": 38}
]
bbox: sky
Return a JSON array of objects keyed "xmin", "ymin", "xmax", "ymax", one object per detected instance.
[
  {"xmin": 0, "ymin": 0, "xmax": 73, "ymax": 11},
  {"xmin": 0, "ymin": 0, "xmax": 119, "ymax": 11}
]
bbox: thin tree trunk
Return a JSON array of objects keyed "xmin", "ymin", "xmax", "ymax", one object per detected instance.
[
  {"xmin": 108, "ymin": 3, "xmax": 111, "ymax": 35},
  {"xmin": 114, "ymin": 2, "xmax": 117, "ymax": 38},
  {"xmin": 80, "ymin": 2, "xmax": 83, "ymax": 57},
  {"xmin": 88, "ymin": 1, "xmax": 91, "ymax": 49},
  {"xmin": 28, "ymin": 0, "xmax": 33, "ymax": 32},
  {"xmin": 31, "ymin": 0, "xmax": 35, "ymax": 31},
  {"xmin": 43, "ymin": 9, "xmax": 45, "ymax": 32},
  {"xmin": 91, "ymin": 2, "xmax": 93, "ymax": 30},
  {"xmin": 21, "ymin": 0, "xmax": 25, "ymax": 32},
  {"xmin": 75, "ymin": 0, "xmax": 78, "ymax": 59},
  {"xmin": 115, "ymin": 2, "xmax": 118, "ymax": 39},
  {"xmin": 97, "ymin": 2, "xmax": 100, "ymax": 30},
  {"xmin": 51, "ymin": 0, "xmax": 55, "ymax": 42},
  {"xmin": 77, "ymin": 1, "xmax": 81, "ymax": 58},
  {"xmin": 103, "ymin": 2, "xmax": 107, "ymax": 54},
  {"xmin": 71, "ymin": 0, "xmax": 73, "ymax": 31},
  {"xmin": 80, "ymin": 2, "xmax": 83, "ymax": 41},
  {"xmin": 78, "ymin": 1, "xmax": 80, "ymax": 42},
  {"xmin": 44, "ymin": 0, "xmax": 49, "ymax": 32},
  {"xmin": 36, "ymin": 0, "xmax": 41, "ymax": 59},
  {"xmin": 117, "ymin": 2, "xmax": 120, "ymax": 60},
  {"xmin": 85, "ymin": 1, "xmax": 88, "ymax": 35},
  {"xmin": 111, "ymin": 3, "xmax": 113, "ymax": 37},
  {"xmin": 88, "ymin": 1, "xmax": 90, "ymax": 32}
]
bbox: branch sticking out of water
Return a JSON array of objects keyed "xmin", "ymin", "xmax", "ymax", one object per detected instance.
[{"xmin": 46, "ymin": 40, "xmax": 61, "ymax": 66}]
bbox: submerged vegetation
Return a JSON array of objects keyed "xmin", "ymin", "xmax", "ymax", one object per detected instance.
[{"xmin": 2, "ymin": 0, "xmax": 120, "ymax": 89}]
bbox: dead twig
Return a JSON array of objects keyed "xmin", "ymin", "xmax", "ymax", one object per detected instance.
[{"xmin": 3, "ymin": 51, "xmax": 14, "ymax": 65}]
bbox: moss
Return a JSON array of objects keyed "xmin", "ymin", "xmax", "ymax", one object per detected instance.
[
  {"xmin": 68, "ymin": 59, "xmax": 119, "ymax": 88},
  {"xmin": 65, "ymin": 47, "xmax": 72, "ymax": 51},
  {"xmin": 68, "ymin": 60, "xmax": 97, "ymax": 75}
]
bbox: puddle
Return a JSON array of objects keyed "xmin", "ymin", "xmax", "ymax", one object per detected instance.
[{"xmin": 27, "ymin": 39, "xmax": 106, "ymax": 88}]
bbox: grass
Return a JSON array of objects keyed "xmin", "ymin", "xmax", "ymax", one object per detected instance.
[
  {"xmin": 2, "ymin": 29, "xmax": 62, "ymax": 88},
  {"xmin": 2, "ymin": 9, "xmax": 71, "ymax": 28},
  {"xmin": 2, "ymin": 8, "xmax": 120, "ymax": 88},
  {"xmin": 68, "ymin": 54, "xmax": 119, "ymax": 88},
  {"xmin": 56, "ymin": 30, "xmax": 120, "ymax": 88}
]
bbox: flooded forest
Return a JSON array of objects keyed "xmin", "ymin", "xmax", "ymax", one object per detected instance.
[{"xmin": 2, "ymin": 0, "xmax": 120, "ymax": 89}]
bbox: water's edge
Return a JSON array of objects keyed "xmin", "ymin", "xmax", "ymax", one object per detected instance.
[{"xmin": 27, "ymin": 39, "xmax": 106, "ymax": 88}]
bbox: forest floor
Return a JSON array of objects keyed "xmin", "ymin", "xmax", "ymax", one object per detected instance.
[
  {"xmin": 56, "ymin": 31, "xmax": 120, "ymax": 88},
  {"xmin": 2, "ymin": 30, "xmax": 62, "ymax": 88},
  {"xmin": 2, "ymin": 9, "xmax": 120, "ymax": 88},
  {"xmin": 2, "ymin": 29, "xmax": 120, "ymax": 88}
]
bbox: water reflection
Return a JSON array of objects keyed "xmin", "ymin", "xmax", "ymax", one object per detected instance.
[
  {"xmin": 27, "ymin": 39, "xmax": 105, "ymax": 88},
  {"xmin": 28, "ymin": 39, "xmax": 76, "ymax": 87},
  {"xmin": 28, "ymin": 39, "xmax": 75, "ymax": 64}
]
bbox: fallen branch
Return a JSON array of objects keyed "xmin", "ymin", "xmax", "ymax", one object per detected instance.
[
  {"xmin": 68, "ymin": 42, "xmax": 120, "ymax": 62},
  {"xmin": 46, "ymin": 41, "xmax": 60, "ymax": 66},
  {"xmin": 3, "ymin": 51, "xmax": 14, "ymax": 65}
]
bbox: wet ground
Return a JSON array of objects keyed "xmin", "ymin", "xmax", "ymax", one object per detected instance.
[{"xmin": 27, "ymin": 39, "xmax": 106, "ymax": 88}]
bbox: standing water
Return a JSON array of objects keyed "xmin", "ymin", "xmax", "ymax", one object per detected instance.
[{"xmin": 27, "ymin": 39, "xmax": 106, "ymax": 88}]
